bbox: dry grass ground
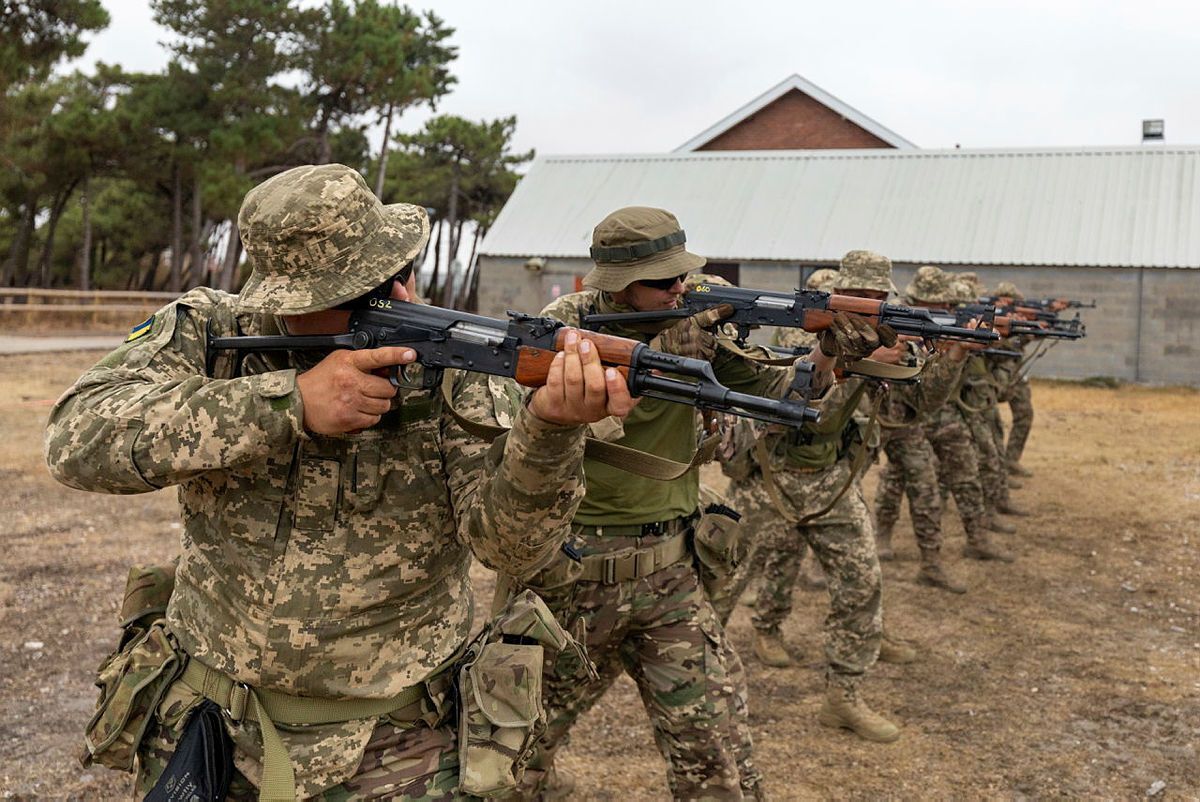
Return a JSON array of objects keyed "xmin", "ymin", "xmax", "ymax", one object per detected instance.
[{"xmin": 1, "ymin": 352, "xmax": 1197, "ymax": 799}]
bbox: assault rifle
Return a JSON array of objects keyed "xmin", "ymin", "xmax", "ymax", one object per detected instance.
[
  {"xmin": 581, "ymin": 283, "xmax": 1000, "ymax": 345},
  {"xmin": 956, "ymin": 303, "xmax": 1086, "ymax": 340},
  {"xmin": 982, "ymin": 295, "xmax": 1096, "ymax": 312},
  {"xmin": 205, "ymin": 300, "xmax": 819, "ymax": 426}
]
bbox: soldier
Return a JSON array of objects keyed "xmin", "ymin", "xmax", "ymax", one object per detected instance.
[
  {"xmin": 992, "ymin": 280, "xmax": 1036, "ymax": 476},
  {"xmin": 727, "ymin": 250, "xmax": 920, "ymax": 744},
  {"xmin": 506, "ymin": 207, "xmax": 883, "ymax": 800},
  {"xmin": 44, "ymin": 164, "xmax": 636, "ymax": 799}
]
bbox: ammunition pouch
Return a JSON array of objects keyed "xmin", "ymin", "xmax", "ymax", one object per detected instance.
[
  {"xmin": 81, "ymin": 565, "xmax": 182, "ymax": 772},
  {"xmin": 457, "ymin": 590, "xmax": 590, "ymax": 797},
  {"xmin": 692, "ymin": 503, "xmax": 745, "ymax": 580}
]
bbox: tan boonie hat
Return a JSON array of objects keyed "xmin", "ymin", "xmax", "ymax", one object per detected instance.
[
  {"xmin": 947, "ymin": 279, "xmax": 975, "ymax": 305},
  {"xmin": 905, "ymin": 265, "xmax": 954, "ymax": 304},
  {"xmin": 583, "ymin": 206, "xmax": 706, "ymax": 292},
  {"xmin": 236, "ymin": 164, "xmax": 430, "ymax": 314},
  {"xmin": 834, "ymin": 250, "xmax": 897, "ymax": 294},
  {"xmin": 994, "ymin": 280, "xmax": 1024, "ymax": 300},
  {"xmin": 955, "ymin": 271, "xmax": 983, "ymax": 298},
  {"xmin": 805, "ymin": 268, "xmax": 838, "ymax": 292}
]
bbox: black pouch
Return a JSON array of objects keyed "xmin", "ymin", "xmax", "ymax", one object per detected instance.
[{"xmin": 143, "ymin": 700, "xmax": 233, "ymax": 802}]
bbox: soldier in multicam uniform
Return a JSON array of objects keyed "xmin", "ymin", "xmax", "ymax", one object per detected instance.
[
  {"xmin": 44, "ymin": 164, "xmax": 637, "ymax": 800},
  {"xmin": 991, "ymin": 280, "xmax": 1036, "ymax": 476},
  {"xmin": 505, "ymin": 207, "xmax": 883, "ymax": 801}
]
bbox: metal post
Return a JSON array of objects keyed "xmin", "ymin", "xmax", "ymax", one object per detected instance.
[{"xmin": 1134, "ymin": 267, "xmax": 1144, "ymax": 383}]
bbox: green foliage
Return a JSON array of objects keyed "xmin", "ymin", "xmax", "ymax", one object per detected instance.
[{"xmin": 0, "ymin": 0, "xmax": 110, "ymax": 91}]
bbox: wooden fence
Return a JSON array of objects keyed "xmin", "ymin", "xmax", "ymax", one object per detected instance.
[{"xmin": 0, "ymin": 289, "xmax": 180, "ymax": 332}]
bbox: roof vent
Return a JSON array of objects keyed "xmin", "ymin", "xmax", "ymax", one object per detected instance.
[{"xmin": 1142, "ymin": 119, "xmax": 1164, "ymax": 143}]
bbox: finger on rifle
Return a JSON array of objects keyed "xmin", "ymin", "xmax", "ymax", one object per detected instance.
[
  {"xmin": 349, "ymin": 346, "xmax": 418, "ymax": 372},
  {"xmin": 357, "ymin": 395, "xmax": 394, "ymax": 416},
  {"xmin": 876, "ymin": 323, "xmax": 899, "ymax": 348},
  {"xmin": 360, "ymin": 372, "xmax": 400, "ymax": 399},
  {"xmin": 604, "ymin": 367, "xmax": 638, "ymax": 416},
  {"xmin": 560, "ymin": 329, "xmax": 584, "ymax": 398},
  {"xmin": 577, "ymin": 335, "xmax": 608, "ymax": 411}
]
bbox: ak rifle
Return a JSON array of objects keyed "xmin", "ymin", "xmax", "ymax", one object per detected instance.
[
  {"xmin": 581, "ymin": 283, "xmax": 1000, "ymax": 345},
  {"xmin": 206, "ymin": 301, "xmax": 819, "ymax": 426}
]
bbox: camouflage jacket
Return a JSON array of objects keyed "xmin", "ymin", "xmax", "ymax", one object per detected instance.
[
  {"xmin": 45, "ymin": 289, "xmax": 587, "ymax": 793},
  {"xmin": 879, "ymin": 349, "xmax": 967, "ymax": 434}
]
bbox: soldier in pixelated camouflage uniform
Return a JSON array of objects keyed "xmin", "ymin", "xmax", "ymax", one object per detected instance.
[
  {"xmin": 872, "ymin": 266, "xmax": 1008, "ymax": 592},
  {"xmin": 880, "ymin": 266, "xmax": 1015, "ymax": 569},
  {"xmin": 502, "ymin": 207, "xmax": 882, "ymax": 801},
  {"xmin": 991, "ymin": 281, "xmax": 1036, "ymax": 476},
  {"xmin": 45, "ymin": 164, "xmax": 636, "ymax": 800},
  {"xmin": 722, "ymin": 251, "xmax": 922, "ymax": 743}
]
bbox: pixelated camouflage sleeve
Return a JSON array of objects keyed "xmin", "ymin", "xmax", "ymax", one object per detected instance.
[
  {"xmin": 44, "ymin": 292, "xmax": 304, "ymax": 493},
  {"xmin": 441, "ymin": 371, "xmax": 586, "ymax": 580},
  {"xmin": 912, "ymin": 353, "xmax": 967, "ymax": 414}
]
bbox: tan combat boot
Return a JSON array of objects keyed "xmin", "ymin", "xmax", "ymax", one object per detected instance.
[
  {"xmin": 916, "ymin": 549, "xmax": 968, "ymax": 593},
  {"xmin": 818, "ymin": 685, "xmax": 901, "ymax": 743},
  {"xmin": 753, "ymin": 630, "xmax": 793, "ymax": 667},
  {"xmin": 539, "ymin": 765, "xmax": 575, "ymax": 801},
  {"xmin": 1007, "ymin": 476, "xmax": 1024, "ymax": 489},
  {"xmin": 875, "ymin": 522, "xmax": 895, "ymax": 562},
  {"xmin": 963, "ymin": 534, "xmax": 1015, "ymax": 563},
  {"xmin": 987, "ymin": 516, "xmax": 1018, "ymax": 534},
  {"xmin": 878, "ymin": 633, "xmax": 918, "ymax": 664},
  {"xmin": 1009, "ymin": 462, "xmax": 1033, "ymax": 478},
  {"xmin": 998, "ymin": 499, "xmax": 1030, "ymax": 516}
]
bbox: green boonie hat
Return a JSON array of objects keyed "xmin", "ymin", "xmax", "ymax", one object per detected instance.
[
  {"xmin": 805, "ymin": 268, "xmax": 838, "ymax": 292},
  {"xmin": 994, "ymin": 280, "xmax": 1024, "ymax": 300},
  {"xmin": 583, "ymin": 206, "xmax": 706, "ymax": 292},
  {"xmin": 906, "ymin": 265, "xmax": 955, "ymax": 304},
  {"xmin": 834, "ymin": 250, "xmax": 897, "ymax": 294},
  {"xmin": 236, "ymin": 164, "xmax": 430, "ymax": 314}
]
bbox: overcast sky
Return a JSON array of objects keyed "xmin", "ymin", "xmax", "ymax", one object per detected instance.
[{"xmin": 77, "ymin": 0, "xmax": 1200, "ymax": 156}]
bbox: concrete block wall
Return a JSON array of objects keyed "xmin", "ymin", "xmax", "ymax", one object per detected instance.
[{"xmin": 1138, "ymin": 269, "xmax": 1200, "ymax": 385}]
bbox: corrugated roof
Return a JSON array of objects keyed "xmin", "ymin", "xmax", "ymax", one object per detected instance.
[
  {"xmin": 674, "ymin": 74, "xmax": 916, "ymax": 152},
  {"xmin": 480, "ymin": 147, "xmax": 1200, "ymax": 268}
]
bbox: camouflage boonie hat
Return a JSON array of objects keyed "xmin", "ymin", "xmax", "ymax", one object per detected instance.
[
  {"xmin": 834, "ymin": 250, "xmax": 897, "ymax": 294},
  {"xmin": 905, "ymin": 265, "xmax": 954, "ymax": 304},
  {"xmin": 686, "ymin": 273, "xmax": 734, "ymax": 289},
  {"xmin": 994, "ymin": 280, "xmax": 1024, "ymax": 300},
  {"xmin": 583, "ymin": 207, "xmax": 706, "ymax": 292},
  {"xmin": 947, "ymin": 280, "xmax": 975, "ymax": 305},
  {"xmin": 955, "ymin": 271, "xmax": 984, "ymax": 299},
  {"xmin": 237, "ymin": 164, "xmax": 431, "ymax": 314},
  {"xmin": 805, "ymin": 268, "xmax": 838, "ymax": 292}
]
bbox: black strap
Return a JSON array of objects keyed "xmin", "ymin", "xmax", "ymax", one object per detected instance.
[{"xmin": 590, "ymin": 230, "xmax": 686, "ymax": 263}]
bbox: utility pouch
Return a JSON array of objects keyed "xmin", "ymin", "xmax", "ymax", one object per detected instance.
[
  {"xmin": 692, "ymin": 502, "xmax": 745, "ymax": 579},
  {"xmin": 457, "ymin": 590, "xmax": 591, "ymax": 797},
  {"xmin": 81, "ymin": 620, "xmax": 184, "ymax": 771},
  {"xmin": 143, "ymin": 700, "xmax": 233, "ymax": 802},
  {"xmin": 117, "ymin": 564, "xmax": 177, "ymax": 649}
]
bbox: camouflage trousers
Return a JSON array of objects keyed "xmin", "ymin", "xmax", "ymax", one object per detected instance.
[
  {"xmin": 874, "ymin": 425, "xmax": 943, "ymax": 553},
  {"xmin": 960, "ymin": 407, "xmax": 1010, "ymax": 514},
  {"xmin": 135, "ymin": 712, "xmax": 462, "ymax": 801},
  {"xmin": 521, "ymin": 547, "xmax": 753, "ymax": 800},
  {"xmin": 924, "ymin": 410, "xmax": 988, "ymax": 544},
  {"xmin": 711, "ymin": 478, "xmax": 779, "ymax": 625},
  {"xmin": 1004, "ymin": 379, "xmax": 1034, "ymax": 466},
  {"xmin": 735, "ymin": 463, "xmax": 883, "ymax": 692}
]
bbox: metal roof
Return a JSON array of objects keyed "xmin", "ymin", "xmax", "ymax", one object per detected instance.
[
  {"xmin": 674, "ymin": 73, "xmax": 917, "ymax": 152},
  {"xmin": 480, "ymin": 147, "xmax": 1200, "ymax": 269}
]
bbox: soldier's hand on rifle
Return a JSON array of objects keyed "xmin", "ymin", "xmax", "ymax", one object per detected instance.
[
  {"xmin": 649, "ymin": 304, "xmax": 734, "ymax": 360},
  {"xmin": 297, "ymin": 347, "xmax": 414, "ymax": 435},
  {"xmin": 529, "ymin": 329, "xmax": 638, "ymax": 425},
  {"xmin": 818, "ymin": 312, "xmax": 886, "ymax": 364},
  {"xmin": 942, "ymin": 317, "xmax": 983, "ymax": 362}
]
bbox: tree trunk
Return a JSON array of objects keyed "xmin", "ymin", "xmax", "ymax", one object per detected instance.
[
  {"xmin": 189, "ymin": 173, "xmax": 203, "ymax": 289},
  {"xmin": 461, "ymin": 224, "xmax": 483, "ymax": 311},
  {"xmin": 219, "ymin": 220, "xmax": 243, "ymax": 292},
  {"xmin": 39, "ymin": 180, "xmax": 78, "ymax": 287},
  {"xmin": 170, "ymin": 164, "xmax": 183, "ymax": 292},
  {"xmin": 425, "ymin": 218, "xmax": 442, "ymax": 302},
  {"xmin": 373, "ymin": 100, "xmax": 395, "ymax": 199},
  {"xmin": 4, "ymin": 192, "xmax": 38, "ymax": 286},
  {"xmin": 78, "ymin": 173, "xmax": 92, "ymax": 291}
]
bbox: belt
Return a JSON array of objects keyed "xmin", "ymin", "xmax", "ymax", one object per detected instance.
[
  {"xmin": 575, "ymin": 514, "xmax": 695, "ymax": 539},
  {"xmin": 577, "ymin": 530, "xmax": 691, "ymax": 584},
  {"xmin": 181, "ymin": 657, "xmax": 433, "ymax": 801}
]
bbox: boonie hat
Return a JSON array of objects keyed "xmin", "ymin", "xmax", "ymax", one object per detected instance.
[
  {"xmin": 905, "ymin": 265, "xmax": 955, "ymax": 304},
  {"xmin": 834, "ymin": 250, "xmax": 897, "ymax": 294},
  {"xmin": 805, "ymin": 268, "xmax": 838, "ymax": 292},
  {"xmin": 583, "ymin": 207, "xmax": 706, "ymax": 292},
  {"xmin": 993, "ymin": 280, "xmax": 1024, "ymax": 301},
  {"xmin": 237, "ymin": 164, "xmax": 430, "ymax": 314}
]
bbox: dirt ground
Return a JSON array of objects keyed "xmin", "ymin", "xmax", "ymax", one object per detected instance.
[{"xmin": 1, "ymin": 351, "xmax": 1197, "ymax": 800}]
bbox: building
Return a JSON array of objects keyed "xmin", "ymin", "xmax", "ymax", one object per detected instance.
[{"xmin": 476, "ymin": 78, "xmax": 1200, "ymax": 385}]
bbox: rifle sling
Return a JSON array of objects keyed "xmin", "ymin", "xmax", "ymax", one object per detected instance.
[
  {"xmin": 440, "ymin": 373, "xmax": 720, "ymax": 482},
  {"xmin": 754, "ymin": 391, "xmax": 882, "ymax": 525},
  {"xmin": 716, "ymin": 336, "xmax": 925, "ymax": 381}
]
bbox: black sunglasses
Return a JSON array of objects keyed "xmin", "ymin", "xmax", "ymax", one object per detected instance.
[{"xmin": 636, "ymin": 274, "xmax": 687, "ymax": 290}]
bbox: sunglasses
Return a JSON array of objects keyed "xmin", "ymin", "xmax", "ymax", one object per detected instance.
[{"xmin": 636, "ymin": 274, "xmax": 687, "ymax": 290}]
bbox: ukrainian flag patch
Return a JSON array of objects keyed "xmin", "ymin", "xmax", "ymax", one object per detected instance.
[{"xmin": 125, "ymin": 315, "xmax": 155, "ymax": 343}]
